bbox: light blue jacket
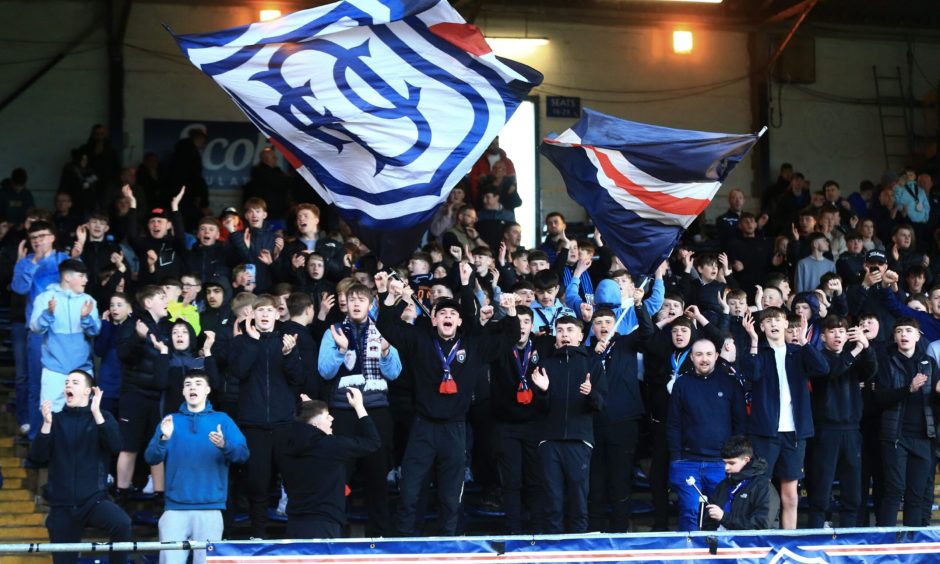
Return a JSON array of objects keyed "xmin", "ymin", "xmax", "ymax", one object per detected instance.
[
  {"xmin": 13, "ymin": 252, "xmax": 71, "ymax": 321},
  {"xmin": 565, "ymin": 277, "xmax": 665, "ymax": 335},
  {"xmin": 893, "ymin": 181, "xmax": 930, "ymax": 224},
  {"xmin": 144, "ymin": 402, "xmax": 249, "ymax": 510},
  {"xmin": 29, "ymin": 284, "xmax": 100, "ymax": 373},
  {"xmin": 319, "ymin": 320, "xmax": 401, "ymax": 409}
]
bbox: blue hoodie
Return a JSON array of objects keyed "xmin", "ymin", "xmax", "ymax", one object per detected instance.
[
  {"xmin": 29, "ymin": 283, "xmax": 100, "ymax": 373},
  {"xmin": 144, "ymin": 401, "xmax": 249, "ymax": 510},
  {"xmin": 566, "ymin": 277, "xmax": 665, "ymax": 335},
  {"xmin": 12, "ymin": 251, "xmax": 71, "ymax": 321}
]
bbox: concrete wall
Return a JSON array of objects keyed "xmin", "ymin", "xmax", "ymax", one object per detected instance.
[{"xmin": 2, "ymin": 2, "xmax": 938, "ymax": 228}]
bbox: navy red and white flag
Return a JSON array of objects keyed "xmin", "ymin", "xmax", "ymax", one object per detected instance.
[
  {"xmin": 169, "ymin": 0, "xmax": 541, "ymax": 264},
  {"xmin": 540, "ymin": 109, "xmax": 764, "ymax": 278}
]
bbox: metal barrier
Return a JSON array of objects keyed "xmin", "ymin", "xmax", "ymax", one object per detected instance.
[
  {"xmin": 0, "ymin": 540, "xmax": 204, "ymax": 554},
  {"xmin": 3, "ymin": 528, "xmax": 940, "ymax": 563}
]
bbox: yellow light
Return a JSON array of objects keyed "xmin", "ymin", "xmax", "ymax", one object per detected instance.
[
  {"xmin": 259, "ymin": 9, "xmax": 282, "ymax": 22},
  {"xmin": 484, "ymin": 37, "xmax": 549, "ymax": 57},
  {"xmin": 673, "ymin": 30, "xmax": 693, "ymax": 54}
]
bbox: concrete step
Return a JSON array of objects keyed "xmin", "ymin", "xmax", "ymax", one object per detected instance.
[
  {"xmin": 0, "ymin": 489, "xmax": 33, "ymax": 501},
  {"xmin": 5, "ymin": 477, "xmax": 25, "ymax": 489},
  {"xmin": 0, "ymin": 512, "xmax": 45, "ymax": 526},
  {"xmin": 0, "ymin": 501, "xmax": 38, "ymax": 514},
  {"xmin": 0, "ymin": 556, "xmax": 52, "ymax": 564},
  {"xmin": 0, "ymin": 436, "xmax": 14, "ymax": 448},
  {"xmin": 5, "ymin": 466, "xmax": 28, "ymax": 479},
  {"xmin": 0, "ymin": 456, "xmax": 22, "ymax": 468},
  {"xmin": 0, "ymin": 526, "xmax": 49, "ymax": 540}
]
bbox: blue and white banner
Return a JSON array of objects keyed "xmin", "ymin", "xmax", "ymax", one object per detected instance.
[
  {"xmin": 207, "ymin": 528, "xmax": 940, "ymax": 563},
  {"xmin": 540, "ymin": 109, "xmax": 763, "ymax": 278},
  {"xmin": 169, "ymin": 0, "xmax": 542, "ymax": 263}
]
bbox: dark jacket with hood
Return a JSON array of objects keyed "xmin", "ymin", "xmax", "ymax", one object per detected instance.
[
  {"xmin": 815, "ymin": 346, "xmax": 878, "ymax": 429},
  {"xmin": 489, "ymin": 335, "xmax": 552, "ymax": 424},
  {"xmin": 702, "ymin": 457, "xmax": 775, "ymax": 531},
  {"xmin": 538, "ymin": 344, "xmax": 606, "ymax": 444},
  {"xmin": 184, "ymin": 241, "xmax": 233, "ymax": 286},
  {"xmin": 376, "ymin": 297, "xmax": 519, "ymax": 423},
  {"xmin": 741, "ymin": 340, "xmax": 828, "ymax": 440},
  {"xmin": 592, "ymin": 303, "xmax": 654, "ymax": 426},
  {"xmin": 117, "ymin": 311, "xmax": 173, "ymax": 400},
  {"xmin": 229, "ymin": 328, "xmax": 306, "ymax": 429},
  {"xmin": 875, "ymin": 344, "xmax": 939, "ymax": 441},
  {"xmin": 28, "ymin": 404, "xmax": 122, "ymax": 507},
  {"xmin": 667, "ymin": 364, "xmax": 746, "ymax": 461},
  {"xmin": 642, "ymin": 319, "xmax": 725, "ymax": 423},
  {"xmin": 282, "ymin": 415, "xmax": 380, "ymax": 524},
  {"xmin": 154, "ymin": 319, "xmax": 220, "ymax": 414},
  {"xmin": 125, "ymin": 207, "xmax": 188, "ymax": 286}
]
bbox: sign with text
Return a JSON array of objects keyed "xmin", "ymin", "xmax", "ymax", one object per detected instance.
[
  {"xmin": 208, "ymin": 528, "xmax": 940, "ymax": 563},
  {"xmin": 143, "ymin": 118, "xmax": 282, "ymax": 190},
  {"xmin": 546, "ymin": 96, "xmax": 581, "ymax": 118}
]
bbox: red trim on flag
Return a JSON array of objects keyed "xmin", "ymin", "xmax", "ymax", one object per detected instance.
[
  {"xmin": 269, "ymin": 137, "xmax": 303, "ymax": 170},
  {"xmin": 587, "ymin": 147, "xmax": 711, "ymax": 216},
  {"xmin": 428, "ymin": 23, "xmax": 492, "ymax": 56}
]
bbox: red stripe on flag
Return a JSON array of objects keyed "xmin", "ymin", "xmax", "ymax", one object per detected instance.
[
  {"xmin": 428, "ymin": 23, "xmax": 492, "ymax": 56},
  {"xmin": 587, "ymin": 147, "xmax": 711, "ymax": 216},
  {"xmin": 269, "ymin": 137, "xmax": 302, "ymax": 170}
]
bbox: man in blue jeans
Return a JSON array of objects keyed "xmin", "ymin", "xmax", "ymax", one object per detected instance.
[{"xmin": 667, "ymin": 338, "xmax": 745, "ymax": 531}]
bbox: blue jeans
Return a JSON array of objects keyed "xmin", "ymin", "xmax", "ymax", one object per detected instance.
[
  {"xmin": 11, "ymin": 322, "xmax": 28, "ymax": 426},
  {"xmin": 669, "ymin": 459, "xmax": 725, "ymax": 531}
]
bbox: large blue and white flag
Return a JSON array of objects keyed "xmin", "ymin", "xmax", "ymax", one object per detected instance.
[
  {"xmin": 170, "ymin": 0, "xmax": 542, "ymax": 264},
  {"xmin": 540, "ymin": 109, "xmax": 764, "ymax": 278}
]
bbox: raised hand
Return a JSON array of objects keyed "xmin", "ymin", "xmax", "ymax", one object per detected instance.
[
  {"xmin": 245, "ymin": 319, "xmax": 261, "ymax": 340},
  {"xmin": 122, "ymin": 184, "xmax": 137, "ymax": 208},
  {"xmin": 75, "ymin": 224, "xmax": 88, "ymax": 245},
  {"xmin": 742, "ymin": 311, "xmax": 759, "ymax": 343},
  {"xmin": 136, "ymin": 319, "xmax": 149, "ymax": 339},
  {"xmin": 90, "ymin": 386, "xmax": 103, "ymax": 418},
  {"xmin": 150, "ymin": 333, "xmax": 169, "ymax": 354},
  {"xmin": 208, "ymin": 424, "xmax": 225, "ymax": 449},
  {"xmin": 579, "ymin": 302, "xmax": 594, "ymax": 322},
  {"xmin": 632, "ymin": 287, "xmax": 645, "ymax": 307},
  {"xmin": 282, "ymin": 333, "xmax": 298, "ymax": 355},
  {"xmin": 160, "ymin": 415, "xmax": 174, "ymax": 440},
  {"xmin": 346, "ymin": 386, "xmax": 365, "ymax": 410},
  {"xmin": 202, "ymin": 330, "xmax": 216, "ymax": 355},
  {"xmin": 47, "ymin": 296, "xmax": 57, "ymax": 315},
  {"xmin": 579, "ymin": 373, "xmax": 592, "ymax": 396},
  {"xmin": 330, "ymin": 325, "xmax": 349, "ymax": 352},
  {"xmin": 498, "ymin": 242, "xmax": 507, "ymax": 266},
  {"xmin": 531, "ymin": 367, "xmax": 549, "ymax": 391},
  {"xmin": 318, "ymin": 293, "xmax": 335, "ymax": 320},
  {"xmin": 911, "ymin": 373, "xmax": 928, "ymax": 392},
  {"xmin": 373, "ymin": 271, "xmax": 390, "ymax": 294},
  {"xmin": 717, "ymin": 288, "xmax": 730, "ymax": 314},
  {"xmin": 146, "ymin": 250, "xmax": 158, "ymax": 273},
  {"xmin": 170, "ymin": 185, "xmax": 186, "ymax": 211},
  {"xmin": 17, "ymin": 240, "xmax": 28, "ymax": 261},
  {"xmin": 273, "ymin": 236, "xmax": 284, "ymax": 259},
  {"xmin": 291, "ymin": 253, "xmax": 306, "ymax": 269},
  {"xmin": 80, "ymin": 300, "xmax": 94, "ymax": 318},
  {"xmin": 459, "ymin": 261, "xmax": 473, "ymax": 286},
  {"xmin": 41, "ymin": 400, "xmax": 53, "ymax": 425},
  {"xmin": 573, "ymin": 256, "xmax": 592, "ymax": 277},
  {"xmin": 479, "ymin": 305, "xmax": 495, "ymax": 324},
  {"xmin": 258, "ymin": 249, "xmax": 274, "ymax": 265}
]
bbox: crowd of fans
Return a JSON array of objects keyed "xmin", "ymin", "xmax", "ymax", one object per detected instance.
[{"xmin": 4, "ymin": 123, "xmax": 940, "ymax": 563}]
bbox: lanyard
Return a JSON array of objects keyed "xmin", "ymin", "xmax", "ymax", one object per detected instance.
[
  {"xmin": 723, "ymin": 479, "xmax": 750, "ymax": 516},
  {"xmin": 672, "ymin": 349, "xmax": 690, "ymax": 376},
  {"xmin": 435, "ymin": 338, "xmax": 462, "ymax": 394},
  {"xmin": 513, "ymin": 341, "xmax": 534, "ymax": 404},
  {"xmin": 535, "ymin": 307, "xmax": 558, "ymax": 329},
  {"xmin": 513, "ymin": 342, "xmax": 533, "ymax": 385}
]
